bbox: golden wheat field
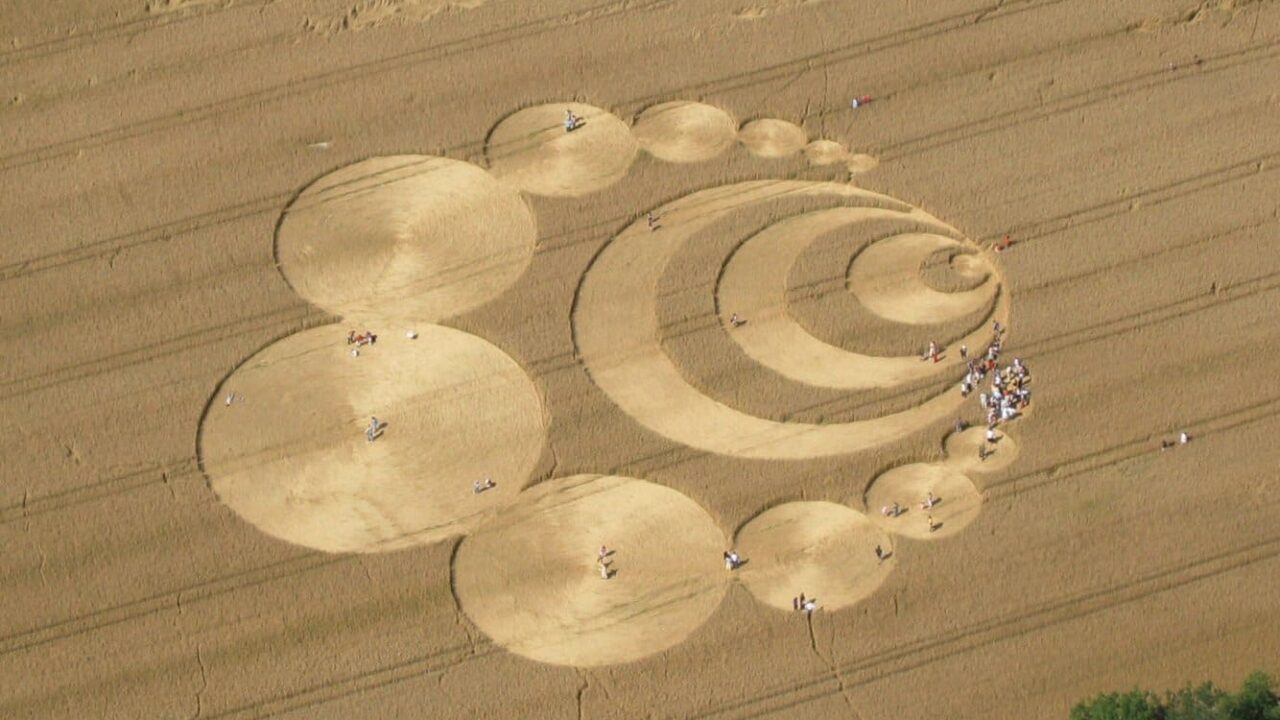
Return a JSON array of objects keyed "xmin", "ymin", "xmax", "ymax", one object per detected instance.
[{"xmin": 1, "ymin": 0, "xmax": 1278, "ymax": 718}]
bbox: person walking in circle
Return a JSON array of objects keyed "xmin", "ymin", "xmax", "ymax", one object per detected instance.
[
  {"xmin": 724, "ymin": 550, "xmax": 742, "ymax": 570},
  {"xmin": 597, "ymin": 546, "xmax": 612, "ymax": 579}
]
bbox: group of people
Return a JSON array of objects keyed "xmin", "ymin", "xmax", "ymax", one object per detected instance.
[
  {"xmin": 347, "ymin": 329, "xmax": 377, "ymax": 357},
  {"xmin": 588, "ymin": 547, "xmax": 742, "ymax": 581},
  {"xmin": 793, "ymin": 593, "xmax": 818, "ymax": 614},
  {"xmin": 953, "ymin": 322, "xmax": 1032, "ymax": 461},
  {"xmin": 879, "ymin": 491, "xmax": 942, "ymax": 534}
]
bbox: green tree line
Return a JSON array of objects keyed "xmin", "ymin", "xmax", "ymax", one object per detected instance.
[{"xmin": 1072, "ymin": 671, "xmax": 1279, "ymax": 720}]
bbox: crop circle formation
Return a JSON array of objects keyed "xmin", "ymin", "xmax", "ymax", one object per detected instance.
[{"xmin": 198, "ymin": 100, "xmax": 1026, "ymax": 667}]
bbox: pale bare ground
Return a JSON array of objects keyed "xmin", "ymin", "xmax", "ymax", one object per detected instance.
[{"xmin": 1, "ymin": 0, "xmax": 1279, "ymax": 718}]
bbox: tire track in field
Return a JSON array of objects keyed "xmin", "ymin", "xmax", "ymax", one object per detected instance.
[
  {"xmin": 0, "ymin": 457, "xmax": 197, "ymax": 526},
  {"xmin": 0, "ymin": 302, "xmax": 323, "ymax": 403},
  {"xmin": 0, "ymin": 0, "xmax": 1179, "ymax": 286},
  {"xmin": 0, "ymin": 1, "xmax": 267, "ymax": 69},
  {"xmin": 4, "ymin": 154, "xmax": 1276, "ymax": 525},
  {"xmin": 0, "ymin": 551, "xmax": 345, "ymax": 657},
  {"xmin": 0, "ymin": 0, "xmax": 668, "ymax": 175},
  {"xmin": 879, "ymin": 37, "xmax": 1280, "ymax": 163},
  {"xmin": 688, "ymin": 533, "xmax": 1280, "ymax": 718},
  {"xmin": 0, "ymin": 0, "xmax": 1069, "ymax": 176}
]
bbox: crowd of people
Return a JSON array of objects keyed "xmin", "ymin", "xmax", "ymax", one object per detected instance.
[
  {"xmin": 346, "ymin": 330, "xmax": 377, "ymax": 357},
  {"xmin": 953, "ymin": 321, "xmax": 1032, "ymax": 461}
]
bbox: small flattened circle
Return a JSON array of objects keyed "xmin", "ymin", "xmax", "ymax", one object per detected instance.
[
  {"xmin": 200, "ymin": 325, "xmax": 546, "ymax": 553},
  {"xmin": 864, "ymin": 463, "xmax": 982, "ymax": 540},
  {"xmin": 735, "ymin": 501, "xmax": 894, "ymax": 612},
  {"xmin": 452, "ymin": 475, "xmax": 729, "ymax": 667},
  {"xmin": 738, "ymin": 118, "xmax": 808, "ymax": 158},
  {"xmin": 803, "ymin": 139, "xmax": 849, "ymax": 166},
  {"xmin": 951, "ymin": 252, "xmax": 992, "ymax": 282},
  {"xmin": 275, "ymin": 155, "xmax": 536, "ymax": 323},
  {"xmin": 848, "ymin": 233, "xmax": 998, "ymax": 325},
  {"xmin": 944, "ymin": 426, "xmax": 1020, "ymax": 473},
  {"xmin": 846, "ymin": 153, "xmax": 880, "ymax": 174},
  {"xmin": 485, "ymin": 103, "xmax": 639, "ymax": 197},
  {"xmin": 632, "ymin": 101, "xmax": 738, "ymax": 163}
]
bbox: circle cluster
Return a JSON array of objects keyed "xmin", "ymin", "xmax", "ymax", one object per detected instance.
[
  {"xmin": 199, "ymin": 99, "xmax": 1022, "ymax": 668},
  {"xmin": 572, "ymin": 179, "xmax": 1007, "ymax": 458},
  {"xmin": 483, "ymin": 101, "xmax": 879, "ymax": 199}
]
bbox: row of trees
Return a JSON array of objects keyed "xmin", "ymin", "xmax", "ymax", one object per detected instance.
[{"xmin": 1072, "ymin": 672, "xmax": 1279, "ymax": 720}]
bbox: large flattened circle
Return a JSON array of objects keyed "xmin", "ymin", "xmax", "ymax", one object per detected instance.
[
  {"xmin": 632, "ymin": 101, "xmax": 738, "ymax": 163},
  {"xmin": 738, "ymin": 118, "xmax": 808, "ymax": 158},
  {"xmin": 200, "ymin": 325, "xmax": 546, "ymax": 553},
  {"xmin": 275, "ymin": 155, "xmax": 536, "ymax": 323},
  {"xmin": 453, "ymin": 475, "xmax": 728, "ymax": 667},
  {"xmin": 735, "ymin": 501, "xmax": 893, "ymax": 612},
  {"xmin": 485, "ymin": 103, "xmax": 638, "ymax": 197},
  {"xmin": 864, "ymin": 463, "xmax": 982, "ymax": 539}
]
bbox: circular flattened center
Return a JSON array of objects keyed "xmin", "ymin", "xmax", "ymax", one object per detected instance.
[
  {"xmin": 275, "ymin": 155, "xmax": 536, "ymax": 323},
  {"xmin": 200, "ymin": 325, "xmax": 546, "ymax": 554},
  {"xmin": 452, "ymin": 474, "xmax": 728, "ymax": 667},
  {"xmin": 848, "ymin": 233, "xmax": 998, "ymax": 325},
  {"xmin": 738, "ymin": 119, "xmax": 808, "ymax": 158},
  {"xmin": 951, "ymin": 252, "xmax": 991, "ymax": 282},
  {"xmin": 864, "ymin": 463, "xmax": 982, "ymax": 539},
  {"xmin": 803, "ymin": 140, "xmax": 849, "ymax": 166},
  {"xmin": 572, "ymin": 179, "xmax": 996, "ymax": 459},
  {"xmin": 485, "ymin": 103, "xmax": 639, "ymax": 197},
  {"xmin": 632, "ymin": 101, "xmax": 738, "ymax": 163},
  {"xmin": 944, "ymin": 426, "xmax": 1020, "ymax": 473},
  {"xmin": 735, "ymin": 501, "xmax": 893, "ymax": 612}
]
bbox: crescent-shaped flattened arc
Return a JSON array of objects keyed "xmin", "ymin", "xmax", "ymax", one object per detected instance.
[
  {"xmin": 717, "ymin": 206, "xmax": 1005, "ymax": 390},
  {"xmin": 848, "ymin": 233, "xmax": 998, "ymax": 325},
  {"xmin": 572, "ymin": 180, "xmax": 1003, "ymax": 460}
]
